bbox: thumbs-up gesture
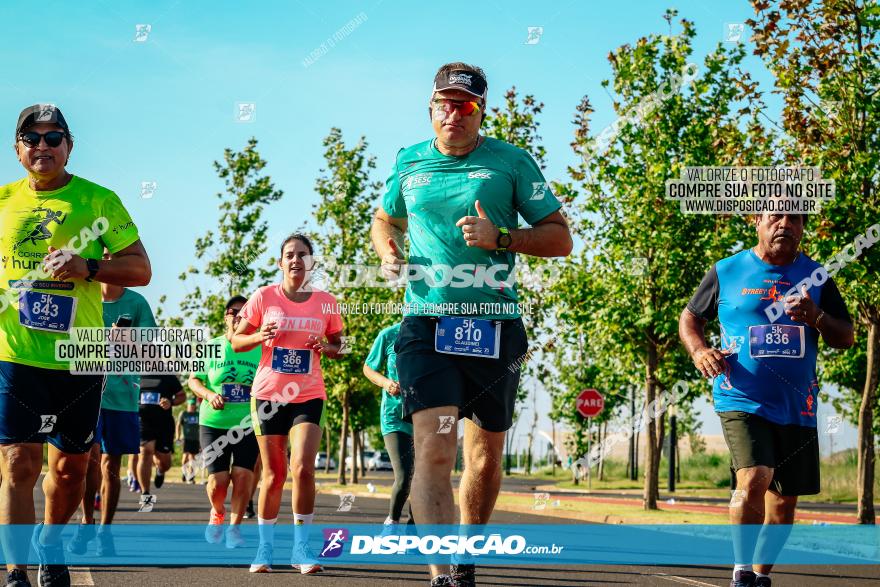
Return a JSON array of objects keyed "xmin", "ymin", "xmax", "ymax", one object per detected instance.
[
  {"xmin": 43, "ymin": 246, "xmax": 87, "ymax": 281},
  {"xmin": 455, "ymin": 200, "xmax": 500, "ymax": 250},
  {"xmin": 380, "ymin": 238, "xmax": 406, "ymax": 281},
  {"xmin": 785, "ymin": 284, "xmax": 819, "ymax": 326}
]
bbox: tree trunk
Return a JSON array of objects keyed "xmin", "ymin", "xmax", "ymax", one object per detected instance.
[
  {"xmin": 351, "ymin": 427, "xmax": 360, "ymax": 484},
  {"xmin": 526, "ymin": 390, "xmax": 538, "ymax": 475},
  {"xmin": 627, "ymin": 387, "xmax": 635, "ymax": 480},
  {"xmin": 324, "ymin": 426, "xmax": 331, "ymax": 474},
  {"xmin": 634, "ymin": 428, "xmax": 640, "ymax": 481},
  {"xmin": 598, "ymin": 421, "xmax": 607, "ymax": 481},
  {"xmin": 644, "ymin": 341, "xmax": 660, "ymax": 510},
  {"xmin": 359, "ymin": 430, "xmax": 367, "ymax": 479},
  {"xmin": 857, "ymin": 317, "xmax": 878, "ymax": 524},
  {"xmin": 337, "ymin": 388, "xmax": 349, "ymax": 485}
]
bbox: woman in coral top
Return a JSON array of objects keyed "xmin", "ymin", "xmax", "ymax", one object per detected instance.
[{"xmin": 231, "ymin": 233, "xmax": 344, "ymax": 574}]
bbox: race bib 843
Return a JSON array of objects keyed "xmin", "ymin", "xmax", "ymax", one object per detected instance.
[{"xmin": 19, "ymin": 291, "xmax": 77, "ymax": 333}]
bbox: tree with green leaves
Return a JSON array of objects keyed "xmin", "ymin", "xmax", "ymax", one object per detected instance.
[
  {"xmin": 483, "ymin": 87, "xmax": 578, "ymax": 476},
  {"xmin": 168, "ymin": 138, "xmax": 282, "ymax": 335},
  {"xmin": 565, "ymin": 10, "xmax": 775, "ymax": 508},
  {"xmin": 309, "ymin": 127, "xmax": 392, "ymax": 485},
  {"xmin": 747, "ymin": 0, "xmax": 880, "ymax": 525}
]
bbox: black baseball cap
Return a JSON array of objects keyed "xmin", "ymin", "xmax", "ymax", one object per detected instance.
[
  {"xmin": 433, "ymin": 69, "xmax": 487, "ymax": 100},
  {"xmin": 15, "ymin": 104, "xmax": 70, "ymax": 138}
]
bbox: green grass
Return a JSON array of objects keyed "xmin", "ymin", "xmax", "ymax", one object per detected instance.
[
  {"xmin": 151, "ymin": 439, "xmax": 876, "ymax": 506},
  {"xmin": 531, "ymin": 451, "xmax": 877, "ymax": 504}
]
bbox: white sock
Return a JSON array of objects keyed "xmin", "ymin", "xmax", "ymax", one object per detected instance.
[
  {"xmin": 756, "ymin": 573, "xmax": 770, "ymax": 579},
  {"xmin": 384, "ymin": 516, "xmax": 397, "ymax": 525},
  {"xmin": 258, "ymin": 517, "xmax": 277, "ymax": 545},
  {"xmin": 293, "ymin": 512, "xmax": 314, "ymax": 547},
  {"xmin": 733, "ymin": 564, "xmax": 750, "ymax": 578}
]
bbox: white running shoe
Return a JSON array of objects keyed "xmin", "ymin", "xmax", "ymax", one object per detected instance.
[
  {"xmin": 291, "ymin": 542, "xmax": 323, "ymax": 574},
  {"xmin": 249, "ymin": 543, "xmax": 273, "ymax": 573}
]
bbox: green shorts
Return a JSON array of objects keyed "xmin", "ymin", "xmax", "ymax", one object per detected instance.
[{"xmin": 719, "ymin": 411, "xmax": 820, "ymax": 496}]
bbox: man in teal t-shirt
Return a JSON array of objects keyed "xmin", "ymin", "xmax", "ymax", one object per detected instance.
[
  {"xmin": 70, "ymin": 281, "xmax": 156, "ymax": 556},
  {"xmin": 364, "ymin": 322, "xmax": 414, "ymax": 526},
  {"xmin": 370, "ymin": 62, "xmax": 573, "ymax": 586}
]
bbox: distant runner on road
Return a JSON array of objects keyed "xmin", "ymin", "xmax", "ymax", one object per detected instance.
[{"xmin": 189, "ymin": 295, "xmax": 261, "ymax": 548}]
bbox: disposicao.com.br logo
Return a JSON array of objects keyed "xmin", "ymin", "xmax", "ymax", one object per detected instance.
[
  {"xmin": 351, "ymin": 533, "xmax": 530, "ymax": 555},
  {"xmin": 317, "ymin": 525, "xmax": 565, "ymax": 562},
  {"xmin": 320, "ymin": 528, "xmax": 349, "ymax": 558}
]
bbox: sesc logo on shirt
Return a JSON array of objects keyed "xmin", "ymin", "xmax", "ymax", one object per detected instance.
[
  {"xmin": 404, "ymin": 173, "xmax": 432, "ymax": 190},
  {"xmin": 467, "ymin": 170, "xmax": 492, "ymax": 180}
]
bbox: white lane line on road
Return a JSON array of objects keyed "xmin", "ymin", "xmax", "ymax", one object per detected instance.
[
  {"xmin": 70, "ymin": 567, "xmax": 94, "ymax": 586},
  {"xmin": 653, "ymin": 574, "xmax": 719, "ymax": 587}
]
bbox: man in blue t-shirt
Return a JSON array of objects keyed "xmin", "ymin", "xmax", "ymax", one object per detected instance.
[{"xmin": 680, "ymin": 213, "xmax": 853, "ymax": 587}]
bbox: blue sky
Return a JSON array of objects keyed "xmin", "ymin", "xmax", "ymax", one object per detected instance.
[{"xmin": 0, "ymin": 0, "xmax": 858, "ymax": 449}]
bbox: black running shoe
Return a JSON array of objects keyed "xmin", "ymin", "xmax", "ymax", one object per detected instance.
[
  {"xmin": 451, "ymin": 563, "xmax": 475, "ymax": 587},
  {"xmin": 430, "ymin": 575, "xmax": 453, "ymax": 586},
  {"xmin": 5, "ymin": 570, "xmax": 30, "ymax": 587},
  {"xmin": 731, "ymin": 570, "xmax": 756, "ymax": 587},
  {"xmin": 754, "ymin": 577, "xmax": 771, "ymax": 587},
  {"xmin": 36, "ymin": 565, "xmax": 69, "ymax": 587},
  {"xmin": 154, "ymin": 470, "xmax": 165, "ymax": 489},
  {"xmin": 65, "ymin": 524, "xmax": 95, "ymax": 555},
  {"xmin": 244, "ymin": 500, "xmax": 256, "ymax": 519},
  {"xmin": 31, "ymin": 524, "xmax": 70, "ymax": 587}
]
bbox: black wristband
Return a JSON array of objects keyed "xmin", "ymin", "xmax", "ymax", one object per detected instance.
[{"xmin": 85, "ymin": 258, "xmax": 100, "ymax": 282}]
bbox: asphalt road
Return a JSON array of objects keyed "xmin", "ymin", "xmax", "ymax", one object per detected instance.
[{"xmin": 22, "ymin": 477, "xmax": 880, "ymax": 586}]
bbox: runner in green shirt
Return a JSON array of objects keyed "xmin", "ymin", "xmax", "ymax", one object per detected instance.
[
  {"xmin": 364, "ymin": 322, "xmax": 415, "ymax": 527},
  {"xmin": 188, "ymin": 295, "xmax": 261, "ymax": 548},
  {"xmin": 371, "ymin": 63, "xmax": 572, "ymax": 587},
  {"xmin": 176, "ymin": 399, "xmax": 201, "ymax": 483},
  {"xmin": 0, "ymin": 104, "xmax": 151, "ymax": 587}
]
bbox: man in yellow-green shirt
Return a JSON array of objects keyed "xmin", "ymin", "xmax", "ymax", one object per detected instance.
[{"xmin": 0, "ymin": 104, "xmax": 152, "ymax": 587}]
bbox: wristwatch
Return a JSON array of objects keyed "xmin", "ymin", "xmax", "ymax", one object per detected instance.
[
  {"xmin": 85, "ymin": 258, "xmax": 100, "ymax": 282},
  {"xmin": 496, "ymin": 227, "xmax": 512, "ymax": 251}
]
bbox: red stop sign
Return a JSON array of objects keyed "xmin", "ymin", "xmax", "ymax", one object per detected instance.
[{"xmin": 577, "ymin": 389, "xmax": 604, "ymax": 418}]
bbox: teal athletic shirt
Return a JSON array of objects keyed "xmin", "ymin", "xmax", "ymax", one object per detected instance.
[
  {"xmin": 364, "ymin": 323, "xmax": 412, "ymax": 436},
  {"xmin": 101, "ymin": 288, "xmax": 157, "ymax": 412},
  {"xmin": 381, "ymin": 137, "xmax": 562, "ymax": 319}
]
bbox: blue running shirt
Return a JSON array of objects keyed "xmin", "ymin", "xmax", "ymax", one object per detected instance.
[{"xmin": 687, "ymin": 249, "xmax": 851, "ymax": 427}]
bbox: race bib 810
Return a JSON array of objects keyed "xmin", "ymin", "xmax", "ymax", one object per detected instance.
[{"xmin": 434, "ymin": 317, "xmax": 500, "ymax": 359}]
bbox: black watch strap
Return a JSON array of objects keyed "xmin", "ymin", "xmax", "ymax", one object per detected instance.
[{"xmin": 85, "ymin": 258, "xmax": 100, "ymax": 282}]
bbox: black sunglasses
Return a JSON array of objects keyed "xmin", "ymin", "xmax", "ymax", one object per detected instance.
[{"xmin": 18, "ymin": 131, "xmax": 67, "ymax": 148}]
